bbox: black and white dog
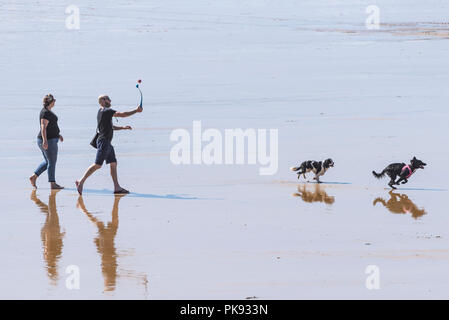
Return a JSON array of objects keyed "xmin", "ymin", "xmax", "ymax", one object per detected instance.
[
  {"xmin": 290, "ymin": 159, "xmax": 335, "ymax": 183},
  {"xmin": 372, "ymin": 156, "xmax": 427, "ymax": 189}
]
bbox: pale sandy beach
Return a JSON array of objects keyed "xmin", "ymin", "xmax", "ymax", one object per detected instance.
[{"xmin": 1, "ymin": 0, "xmax": 449, "ymax": 299}]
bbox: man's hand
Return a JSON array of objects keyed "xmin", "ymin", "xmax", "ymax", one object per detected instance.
[
  {"xmin": 136, "ymin": 106, "xmax": 143, "ymax": 113},
  {"xmin": 59, "ymin": 135, "xmax": 64, "ymax": 142},
  {"xmin": 42, "ymin": 140, "xmax": 48, "ymax": 150},
  {"xmin": 124, "ymin": 126, "xmax": 132, "ymax": 130}
]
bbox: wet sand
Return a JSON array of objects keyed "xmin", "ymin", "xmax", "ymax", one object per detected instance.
[{"xmin": 1, "ymin": 0, "xmax": 449, "ymax": 299}]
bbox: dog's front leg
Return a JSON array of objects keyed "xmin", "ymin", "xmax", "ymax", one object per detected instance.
[{"xmin": 396, "ymin": 175, "xmax": 408, "ymax": 185}]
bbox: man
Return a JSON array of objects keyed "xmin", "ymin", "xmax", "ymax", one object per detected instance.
[{"xmin": 76, "ymin": 94, "xmax": 142, "ymax": 195}]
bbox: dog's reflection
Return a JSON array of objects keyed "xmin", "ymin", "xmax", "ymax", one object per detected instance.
[
  {"xmin": 293, "ymin": 184, "xmax": 335, "ymax": 205},
  {"xmin": 30, "ymin": 189, "xmax": 65, "ymax": 284},
  {"xmin": 76, "ymin": 195, "xmax": 124, "ymax": 292},
  {"xmin": 373, "ymin": 191, "xmax": 426, "ymax": 219}
]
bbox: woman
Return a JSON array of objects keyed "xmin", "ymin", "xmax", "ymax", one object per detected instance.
[{"xmin": 29, "ymin": 94, "xmax": 64, "ymax": 189}]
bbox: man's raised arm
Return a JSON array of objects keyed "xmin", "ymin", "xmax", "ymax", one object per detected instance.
[{"xmin": 114, "ymin": 106, "xmax": 143, "ymax": 118}]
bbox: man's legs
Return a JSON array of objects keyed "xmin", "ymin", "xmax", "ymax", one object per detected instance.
[
  {"xmin": 110, "ymin": 162, "xmax": 129, "ymax": 194},
  {"xmin": 76, "ymin": 163, "xmax": 101, "ymax": 195},
  {"xmin": 76, "ymin": 138, "xmax": 108, "ymax": 195},
  {"xmin": 110, "ymin": 162, "xmax": 120, "ymax": 190},
  {"xmin": 76, "ymin": 139, "xmax": 128, "ymax": 195},
  {"xmin": 106, "ymin": 144, "xmax": 128, "ymax": 194}
]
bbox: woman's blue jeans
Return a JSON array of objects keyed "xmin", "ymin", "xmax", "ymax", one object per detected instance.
[{"xmin": 34, "ymin": 138, "xmax": 59, "ymax": 182}]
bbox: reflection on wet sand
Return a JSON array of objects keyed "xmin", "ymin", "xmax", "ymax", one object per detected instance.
[
  {"xmin": 76, "ymin": 195, "xmax": 122, "ymax": 292},
  {"xmin": 30, "ymin": 190, "xmax": 65, "ymax": 285},
  {"xmin": 292, "ymin": 184, "xmax": 335, "ymax": 205},
  {"xmin": 295, "ymin": 22, "xmax": 449, "ymax": 40},
  {"xmin": 373, "ymin": 191, "xmax": 427, "ymax": 219}
]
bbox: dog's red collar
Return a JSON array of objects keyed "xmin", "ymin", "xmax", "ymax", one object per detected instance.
[{"xmin": 402, "ymin": 165, "xmax": 414, "ymax": 179}]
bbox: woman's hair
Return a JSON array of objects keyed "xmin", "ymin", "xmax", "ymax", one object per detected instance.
[{"xmin": 43, "ymin": 94, "xmax": 55, "ymax": 108}]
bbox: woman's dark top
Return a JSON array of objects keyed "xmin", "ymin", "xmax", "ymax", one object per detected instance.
[
  {"xmin": 97, "ymin": 107, "xmax": 116, "ymax": 142},
  {"xmin": 37, "ymin": 107, "xmax": 60, "ymax": 139}
]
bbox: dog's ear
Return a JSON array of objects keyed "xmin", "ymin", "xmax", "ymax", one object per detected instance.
[{"xmin": 413, "ymin": 156, "xmax": 417, "ymax": 160}]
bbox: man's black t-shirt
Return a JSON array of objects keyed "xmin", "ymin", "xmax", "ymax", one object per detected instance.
[
  {"xmin": 37, "ymin": 108, "xmax": 60, "ymax": 139},
  {"xmin": 97, "ymin": 107, "xmax": 116, "ymax": 141}
]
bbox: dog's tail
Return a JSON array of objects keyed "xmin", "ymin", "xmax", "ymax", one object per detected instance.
[
  {"xmin": 372, "ymin": 169, "xmax": 387, "ymax": 179},
  {"xmin": 373, "ymin": 197, "xmax": 386, "ymax": 206},
  {"xmin": 290, "ymin": 166, "xmax": 300, "ymax": 172}
]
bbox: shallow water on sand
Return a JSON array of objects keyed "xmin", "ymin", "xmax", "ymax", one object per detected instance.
[{"xmin": 1, "ymin": 0, "xmax": 449, "ymax": 299}]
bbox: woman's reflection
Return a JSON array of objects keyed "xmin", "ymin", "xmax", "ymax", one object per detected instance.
[
  {"xmin": 76, "ymin": 195, "xmax": 124, "ymax": 292},
  {"xmin": 293, "ymin": 184, "xmax": 335, "ymax": 205},
  {"xmin": 30, "ymin": 189, "xmax": 65, "ymax": 285},
  {"xmin": 373, "ymin": 191, "xmax": 427, "ymax": 219}
]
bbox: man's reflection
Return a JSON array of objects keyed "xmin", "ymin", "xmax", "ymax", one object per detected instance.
[
  {"xmin": 373, "ymin": 191, "xmax": 426, "ymax": 219},
  {"xmin": 76, "ymin": 195, "xmax": 123, "ymax": 292},
  {"xmin": 293, "ymin": 184, "xmax": 335, "ymax": 205},
  {"xmin": 30, "ymin": 189, "xmax": 65, "ymax": 284}
]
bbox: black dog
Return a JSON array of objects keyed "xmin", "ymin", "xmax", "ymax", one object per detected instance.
[
  {"xmin": 372, "ymin": 156, "xmax": 427, "ymax": 189},
  {"xmin": 290, "ymin": 159, "xmax": 334, "ymax": 183}
]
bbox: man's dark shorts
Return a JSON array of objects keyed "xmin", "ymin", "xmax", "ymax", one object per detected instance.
[{"xmin": 95, "ymin": 138, "xmax": 117, "ymax": 165}]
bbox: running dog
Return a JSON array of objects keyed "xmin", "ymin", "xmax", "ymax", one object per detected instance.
[
  {"xmin": 372, "ymin": 157, "xmax": 426, "ymax": 189},
  {"xmin": 290, "ymin": 158, "xmax": 335, "ymax": 183}
]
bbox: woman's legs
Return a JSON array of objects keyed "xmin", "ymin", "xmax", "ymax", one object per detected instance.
[
  {"xmin": 30, "ymin": 139, "xmax": 49, "ymax": 188},
  {"xmin": 46, "ymin": 139, "xmax": 58, "ymax": 182},
  {"xmin": 31, "ymin": 138, "xmax": 63, "ymax": 189},
  {"xmin": 46, "ymin": 139, "xmax": 64, "ymax": 189}
]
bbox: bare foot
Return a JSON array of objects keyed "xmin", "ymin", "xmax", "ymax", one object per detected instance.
[
  {"xmin": 114, "ymin": 187, "xmax": 130, "ymax": 194},
  {"xmin": 29, "ymin": 175, "xmax": 37, "ymax": 188},
  {"xmin": 76, "ymin": 180, "xmax": 83, "ymax": 195},
  {"xmin": 51, "ymin": 183, "xmax": 64, "ymax": 190}
]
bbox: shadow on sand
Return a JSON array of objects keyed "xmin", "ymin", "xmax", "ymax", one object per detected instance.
[
  {"xmin": 293, "ymin": 184, "xmax": 335, "ymax": 205},
  {"xmin": 374, "ymin": 190, "xmax": 427, "ymax": 219},
  {"xmin": 387, "ymin": 187, "xmax": 448, "ymax": 192},
  {"xmin": 311, "ymin": 181, "xmax": 351, "ymax": 185},
  {"xmin": 76, "ymin": 194, "xmax": 149, "ymax": 293},
  {"xmin": 30, "ymin": 189, "xmax": 65, "ymax": 286},
  {"xmin": 65, "ymin": 188, "xmax": 202, "ymax": 200}
]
